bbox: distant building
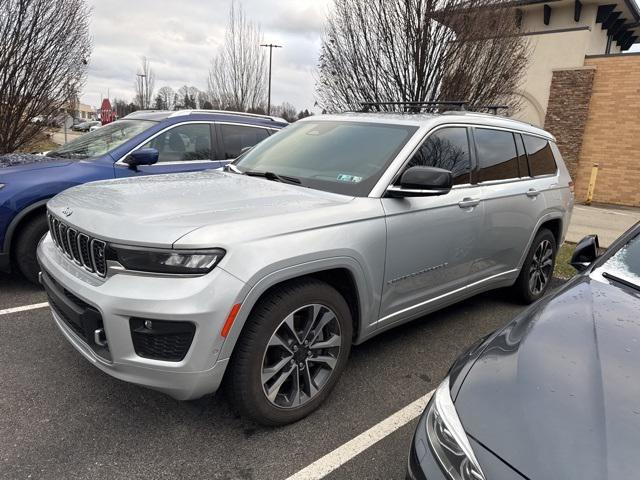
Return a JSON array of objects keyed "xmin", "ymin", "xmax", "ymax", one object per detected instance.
[
  {"xmin": 60, "ymin": 101, "xmax": 95, "ymax": 121},
  {"xmin": 510, "ymin": 0, "xmax": 640, "ymax": 206}
]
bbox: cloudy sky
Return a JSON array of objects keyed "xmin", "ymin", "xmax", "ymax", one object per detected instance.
[
  {"xmin": 82, "ymin": 0, "xmax": 639, "ymax": 111},
  {"xmin": 82, "ymin": 0, "xmax": 332, "ymax": 111}
]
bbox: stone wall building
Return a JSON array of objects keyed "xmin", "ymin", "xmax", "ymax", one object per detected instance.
[{"xmin": 509, "ymin": 0, "xmax": 640, "ymax": 206}]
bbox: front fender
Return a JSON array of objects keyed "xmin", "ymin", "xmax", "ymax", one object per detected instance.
[
  {"xmin": 1, "ymin": 198, "xmax": 49, "ymax": 255},
  {"xmin": 217, "ymin": 255, "xmax": 375, "ymax": 361}
]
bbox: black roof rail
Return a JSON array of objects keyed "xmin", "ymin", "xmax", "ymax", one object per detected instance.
[
  {"xmin": 359, "ymin": 101, "xmax": 468, "ymax": 112},
  {"xmin": 477, "ymin": 105, "xmax": 509, "ymax": 115}
]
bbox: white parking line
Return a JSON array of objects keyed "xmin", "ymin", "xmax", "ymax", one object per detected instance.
[
  {"xmin": 285, "ymin": 390, "xmax": 434, "ymax": 480},
  {"xmin": 573, "ymin": 205, "xmax": 631, "ymax": 216},
  {"xmin": 0, "ymin": 302, "xmax": 49, "ymax": 316}
]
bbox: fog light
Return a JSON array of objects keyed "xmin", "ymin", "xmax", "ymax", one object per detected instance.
[{"xmin": 144, "ymin": 320, "xmax": 153, "ymax": 329}]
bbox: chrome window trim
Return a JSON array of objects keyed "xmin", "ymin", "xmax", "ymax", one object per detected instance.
[
  {"xmin": 386, "ymin": 186, "xmax": 449, "ymax": 195},
  {"xmin": 370, "ymin": 121, "xmax": 557, "ymax": 198},
  {"xmin": 115, "ymin": 121, "xmax": 217, "ymax": 166},
  {"xmin": 168, "ymin": 109, "xmax": 286, "ymax": 123},
  {"xmin": 478, "ymin": 173, "xmax": 558, "ymax": 187},
  {"xmin": 215, "ymin": 120, "xmax": 276, "ymax": 130}
]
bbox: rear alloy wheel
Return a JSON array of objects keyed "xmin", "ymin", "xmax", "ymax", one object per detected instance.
[
  {"xmin": 514, "ymin": 228, "xmax": 556, "ymax": 304},
  {"xmin": 227, "ymin": 279, "xmax": 352, "ymax": 426},
  {"xmin": 529, "ymin": 239, "xmax": 554, "ymax": 296}
]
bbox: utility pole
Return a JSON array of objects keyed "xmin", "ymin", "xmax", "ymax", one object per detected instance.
[{"xmin": 260, "ymin": 43, "xmax": 282, "ymax": 115}]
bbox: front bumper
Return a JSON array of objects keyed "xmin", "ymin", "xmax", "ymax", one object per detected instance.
[{"xmin": 37, "ymin": 234, "xmax": 246, "ymax": 400}]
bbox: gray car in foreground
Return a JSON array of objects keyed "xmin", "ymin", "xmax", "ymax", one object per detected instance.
[
  {"xmin": 408, "ymin": 225, "xmax": 640, "ymax": 480},
  {"xmin": 37, "ymin": 111, "xmax": 573, "ymax": 425}
]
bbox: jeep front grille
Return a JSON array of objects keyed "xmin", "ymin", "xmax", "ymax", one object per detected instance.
[{"xmin": 47, "ymin": 213, "xmax": 108, "ymax": 277}]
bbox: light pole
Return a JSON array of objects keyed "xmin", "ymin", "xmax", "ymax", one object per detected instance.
[{"xmin": 260, "ymin": 43, "xmax": 282, "ymax": 115}]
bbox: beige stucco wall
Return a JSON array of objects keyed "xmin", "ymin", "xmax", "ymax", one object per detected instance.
[
  {"xmin": 515, "ymin": 29, "xmax": 591, "ymax": 125},
  {"xmin": 513, "ymin": 2, "xmax": 620, "ymax": 126}
]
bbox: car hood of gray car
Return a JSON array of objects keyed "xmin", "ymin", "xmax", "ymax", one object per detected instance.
[
  {"xmin": 48, "ymin": 170, "xmax": 359, "ymax": 247},
  {"xmin": 454, "ymin": 275, "xmax": 640, "ymax": 480}
]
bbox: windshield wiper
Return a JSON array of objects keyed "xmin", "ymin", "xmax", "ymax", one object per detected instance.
[
  {"xmin": 244, "ymin": 170, "xmax": 302, "ymax": 185},
  {"xmin": 602, "ymin": 271, "xmax": 640, "ymax": 292}
]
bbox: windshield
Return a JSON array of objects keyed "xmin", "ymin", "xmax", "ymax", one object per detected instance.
[
  {"xmin": 234, "ymin": 120, "xmax": 418, "ymax": 196},
  {"xmin": 601, "ymin": 231, "xmax": 640, "ymax": 288},
  {"xmin": 49, "ymin": 119, "xmax": 156, "ymax": 159}
]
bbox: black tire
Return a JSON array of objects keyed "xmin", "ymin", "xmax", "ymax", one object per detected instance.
[
  {"xmin": 513, "ymin": 228, "xmax": 556, "ymax": 304},
  {"xmin": 227, "ymin": 278, "xmax": 353, "ymax": 426},
  {"xmin": 14, "ymin": 214, "xmax": 48, "ymax": 284}
]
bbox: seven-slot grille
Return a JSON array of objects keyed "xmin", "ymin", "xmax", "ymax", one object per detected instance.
[{"xmin": 47, "ymin": 213, "xmax": 107, "ymax": 277}]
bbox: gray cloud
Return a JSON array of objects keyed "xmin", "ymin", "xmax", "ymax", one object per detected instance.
[
  {"xmin": 81, "ymin": 0, "xmax": 331, "ymax": 112},
  {"xmin": 81, "ymin": 0, "xmax": 640, "ymax": 110}
]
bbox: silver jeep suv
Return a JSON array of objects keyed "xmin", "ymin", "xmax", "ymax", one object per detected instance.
[{"xmin": 38, "ymin": 111, "xmax": 573, "ymax": 425}]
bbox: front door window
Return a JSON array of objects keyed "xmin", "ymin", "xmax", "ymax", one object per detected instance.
[{"xmin": 141, "ymin": 123, "xmax": 212, "ymax": 162}]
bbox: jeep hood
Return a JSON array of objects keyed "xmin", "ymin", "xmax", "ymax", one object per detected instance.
[
  {"xmin": 454, "ymin": 276, "xmax": 640, "ymax": 480},
  {"xmin": 48, "ymin": 170, "xmax": 357, "ymax": 247}
]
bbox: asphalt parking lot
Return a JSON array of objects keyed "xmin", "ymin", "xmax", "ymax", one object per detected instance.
[{"xmin": 0, "ymin": 271, "xmax": 564, "ymax": 480}]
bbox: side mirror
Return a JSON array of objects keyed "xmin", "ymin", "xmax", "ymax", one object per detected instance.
[
  {"xmin": 570, "ymin": 234, "xmax": 600, "ymax": 271},
  {"xmin": 124, "ymin": 148, "xmax": 159, "ymax": 169},
  {"xmin": 386, "ymin": 166, "xmax": 453, "ymax": 197}
]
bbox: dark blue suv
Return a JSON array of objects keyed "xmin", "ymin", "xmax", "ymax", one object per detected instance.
[{"xmin": 0, "ymin": 109, "xmax": 287, "ymax": 282}]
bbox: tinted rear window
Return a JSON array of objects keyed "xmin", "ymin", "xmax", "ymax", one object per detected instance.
[
  {"xmin": 220, "ymin": 124, "xmax": 269, "ymax": 159},
  {"xmin": 475, "ymin": 128, "xmax": 519, "ymax": 182},
  {"xmin": 523, "ymin": 135, "xmax": 557, "ymax": 176}
]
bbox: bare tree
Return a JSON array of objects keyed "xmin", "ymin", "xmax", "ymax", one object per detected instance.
[
  {"xmin": 0, "ymin": 0, "xmax": 91, "ymax": 153},
  {"xmin": 113, "ymin": 98, "xmax": 137, "ymax": 118},
  {"xmin": 297, "ymin": 109, "xmax": 313, "ymax": 120},
  {"xmin": 157, "ymin": 86, "xmax": 175, "ymax": 110},
  {"xmin": 316, "ymin": 0, "xmax": 530, "ymax": 113},
  {"xmin": 175, "ymin": 85, "xmax": 197, "ymax": 109},
  {"xmin": 272, "ymin": 102, "xmax": 297, "ymax": 122},
  {"xmin": 197, "ymin": 90, "xmax": 212, "ymax": 109},
  {"xmin": 134, "ymin": 56, "xmax": 155, "ymax": 109},
  {"xmin": 207, "ymin": 0, "xmax": 267, "ymax": 112}
]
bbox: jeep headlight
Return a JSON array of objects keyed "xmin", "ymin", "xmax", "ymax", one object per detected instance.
[
  {"xmin": 108, "ymin": 244, "xmax": 225, "ymax": 275},
  {"xmin": 426, "ymin": 377, "xmax": 486, "ymax": 480},
  {"xmin": 0, "ymin": 183, "xmax": 5, "ymax": 190}
]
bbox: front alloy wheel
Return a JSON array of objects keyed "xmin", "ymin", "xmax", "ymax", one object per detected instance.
[
  {"xmin": 262, "ymin": 304, "xmax": 342, "ymax": 408},
  {"xmin": 227, "ymin": 279, "xmax": 352, "ymax": 426}
]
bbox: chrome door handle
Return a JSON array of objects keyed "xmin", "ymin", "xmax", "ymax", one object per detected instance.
[
  {"xmin": 526, "ymin": 188, "xmax": 540, "ymax": 198},
  {"xmin": 458, "ymin": 198, "xmax": 480, "ymax": 209}
]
